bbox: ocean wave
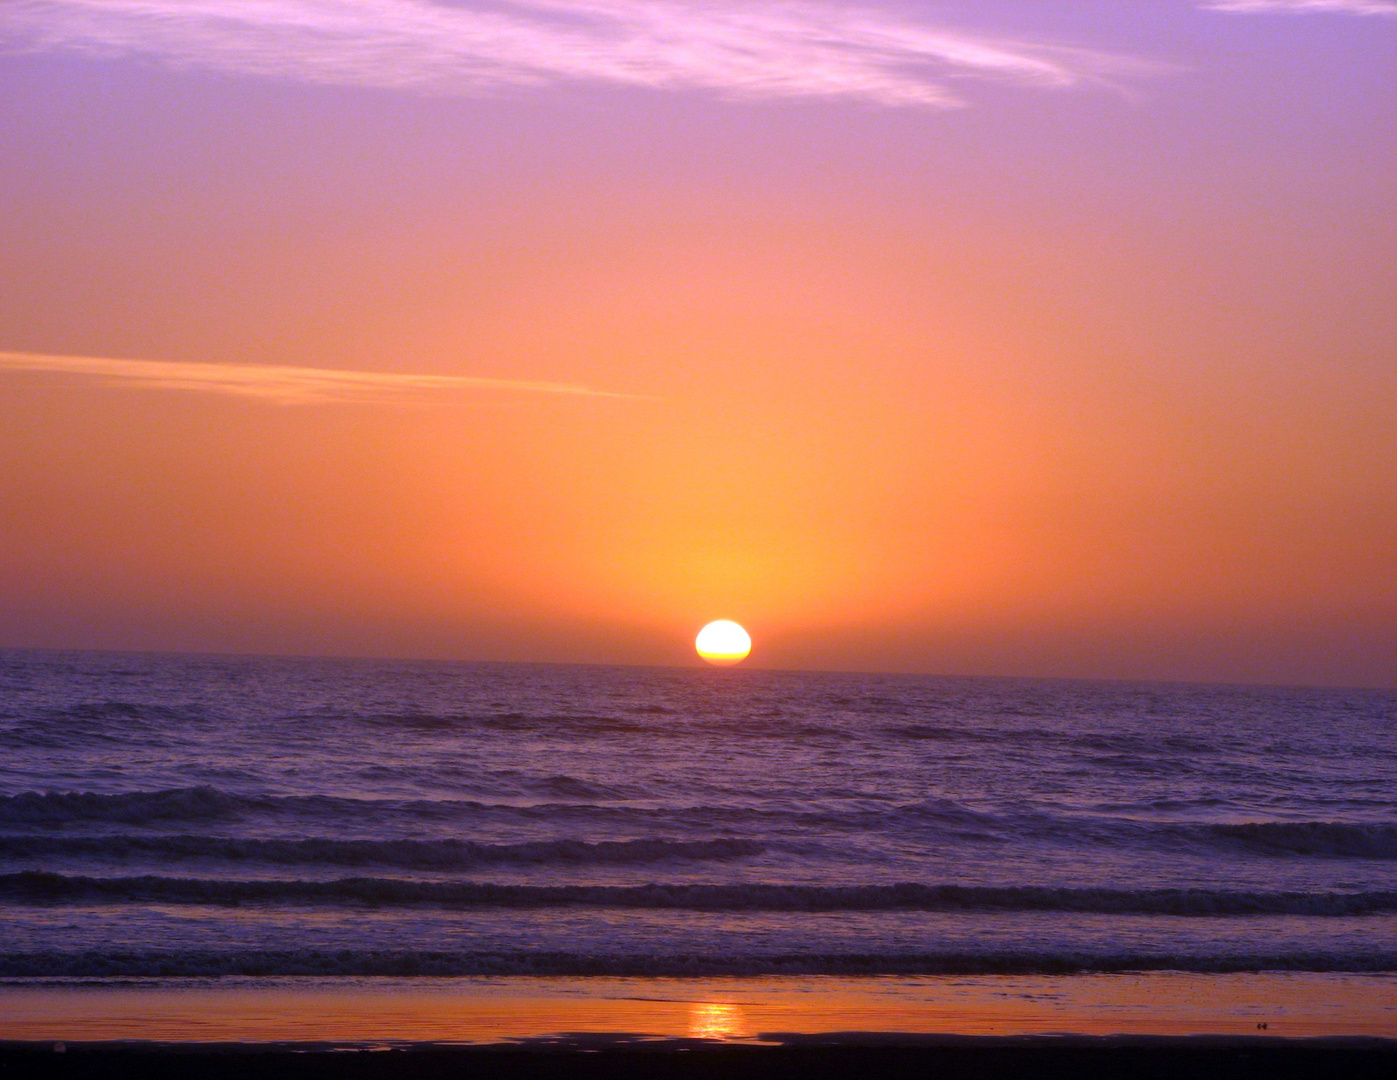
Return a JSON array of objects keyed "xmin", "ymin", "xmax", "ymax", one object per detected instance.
[
  {"xmin": 1199, "ymin": 821, "xmax": 1397, "ymax": 859},
  {"xmin": 0, "ymin": 786, "xmax": 988, "ymax": 832},
  {"xmin": 354, "ymin": 712, "xmax": 650, "ymax": 736},
  {"xmin": 10, "ymin": 787, "xmax": 1397, "ymax": 866},
  {"xmin": 0, "ymin": 701, "xmax": 207, "ymax": 749},
  {"xmin": 1, "ymin": 948, "xmax": 1394, "ymax": 978},
  {"xmin": 0, "ymin": 835, "xmax": 763, "ymax": 869},
  {"xmin": 528, "ymin": 775, "xmax": 630, "ymax": 799},
  {"xmin": 5, "ymin": 788, "xmax": 1395, "ymax": 865},
  {"xmin": 2, "ymin": 873, "xmax": 1394, "ymax": 915},
  {"xmin": 878, "ymin": 725, "xmax": 1220, "ymax": 757},
  {"xmin": 346, "ymin": 710, "xmax": 854, "ymax": 742},
  {"xmin": 0, "ymin": 787, "xmax": 629, "ymax": 827},
  {"xmin": 0, "ymin": 786, "xmax": 258, "ymax": 824}
]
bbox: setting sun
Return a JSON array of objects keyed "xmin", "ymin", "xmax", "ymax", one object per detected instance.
[{"xmin": 695, "ymin": 620, "xmax": 752, "ymax": 666}]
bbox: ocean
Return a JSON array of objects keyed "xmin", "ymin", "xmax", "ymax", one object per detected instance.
[{"xmin": 2, "ymin": 647, "xmax": 1395, "ymax": 990}]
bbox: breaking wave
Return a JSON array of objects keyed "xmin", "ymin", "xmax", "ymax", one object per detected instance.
[
  {"xmin": 3, "ymin": 873, "xmax": 1394, "ymax": 916},
  {"xmin": 5, "ymin": 789, "xmax": 1396, "ymax": 864},
  {"xmin": 0, "ymin": 835, "xmax": 763, "ymax": 869},
  {"xmin": 0, "ymin": 787, "xmax": 1011, "ymax": 833},
  {"xmin": 1198, "ymin": 821, "xmax": 1397, "ymax": 860},
  {"xmin": 0, "ymin": 787, "xmax": 632, "ymax": 827},
  {"xmin": 2, "ymin": 948, "xmax": 1394, "ymax": 978},
  {"xmin": 0, "ymin": 787, "xmax": 265, "ymax": 825}
]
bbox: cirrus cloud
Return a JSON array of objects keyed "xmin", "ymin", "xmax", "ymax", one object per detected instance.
[
  {"xmin": 0, "ymin": 0, "xmax": 1161, "ymax": 108},
  {"xmin": 0, "ymin": 350, "xmax": 643, "ymax": 406},
  {"xmin": 1202, "ymin": 1, "xmax": 1397, "ymax": 15}
]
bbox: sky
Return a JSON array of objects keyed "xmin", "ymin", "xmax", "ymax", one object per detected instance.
[{"xmin": 0, "ymin": 0, "xmax": 1393, "ymax": 686}]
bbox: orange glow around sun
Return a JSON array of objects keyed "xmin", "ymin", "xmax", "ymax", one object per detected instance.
[
  {"xmin": 1, "ymin": 9, "xmax": 1394, "ymax": 690},
  {"xmin": 695, "ymin": 621, "xmax": 752, "ymax": 666}
]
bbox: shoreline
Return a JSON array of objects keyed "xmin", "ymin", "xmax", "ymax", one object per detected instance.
[{"xmin": 1, "ymin": 972, "xmax": 1393, "ymax": 1044}]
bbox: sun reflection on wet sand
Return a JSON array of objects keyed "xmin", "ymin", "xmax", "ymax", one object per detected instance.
[
  {"xmin": 688, "ymin": 1002, "xmax": 747, "ymax": 1041},
  {"xmin": 0, "ymin": 974, "xmax": 1393, "ymax": 1044}
]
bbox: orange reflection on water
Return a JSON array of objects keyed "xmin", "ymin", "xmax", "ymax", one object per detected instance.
[{"xmin": 688, "ymin": 1001, "xmax": 747, "ymax": 1041}]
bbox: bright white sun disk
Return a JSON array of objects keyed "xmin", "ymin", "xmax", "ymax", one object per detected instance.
[{"xmin": 696, "ymin": 620, "xmax": 751, "ymax": 666}]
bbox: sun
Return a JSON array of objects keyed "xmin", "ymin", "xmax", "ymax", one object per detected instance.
[{"xmin": 695, "ymin": 620, "xmax": 751, "ymax": 666}]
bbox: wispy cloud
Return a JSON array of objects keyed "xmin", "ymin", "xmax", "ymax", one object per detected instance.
[
  {"xmin": 0, "ymin": 0, "xmax": 1158, "ymax": 108},
  {"xmin": 1202, "ymin": 1, "xmax": 1397, "ymax": 15},
  {"xmin": 0, "ymin": 350, "xmax": 640, "ymax": 405}
]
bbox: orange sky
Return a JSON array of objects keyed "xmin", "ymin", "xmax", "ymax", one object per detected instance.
[{"xmin": 0, "ymin": 1, "xmax": 1393, "ymax": 685}]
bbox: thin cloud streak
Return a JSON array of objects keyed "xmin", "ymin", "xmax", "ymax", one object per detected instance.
[
  {"xmin": 0, "ymin": 350, "xmax": 641, "ymax": 405},
  {"xmin": 1203, "ymin": 1, "xmax": 1397, "ymax": 15},
  {"xmin": 0, "ymin": 0, "xmax": 1159, "ymax": 108}
]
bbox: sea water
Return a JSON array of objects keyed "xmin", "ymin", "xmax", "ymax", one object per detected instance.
[{"xmin": 1, "ymin": 649, "xmax": 1395, "ymax": 981}]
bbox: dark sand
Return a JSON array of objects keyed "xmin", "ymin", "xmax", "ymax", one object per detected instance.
[{"xmin": 3, "ymin": 1036, "xmax": 1397, "ymax": 1080}]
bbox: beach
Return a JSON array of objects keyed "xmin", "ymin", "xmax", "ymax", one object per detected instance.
[
  {"xmin": 2, "ymin": 974, "xmax": 1396, "ymax": 1078},
  {"xmin": 3, "ymin": 651, "xmax": 1394, "ymax": 1072},
  {"xmin": 2, "ymin": 973, "xmax": 1395, "ymax": 1043}
]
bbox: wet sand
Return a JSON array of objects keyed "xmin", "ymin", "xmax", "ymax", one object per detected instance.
[
  {"xmin": 1, "ymin": 973, "xmax": 1393, "ymax": 1077},
  {"xmin": 1, "ymin": 972, "xmax": 1394, "ymax": 1043}
]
